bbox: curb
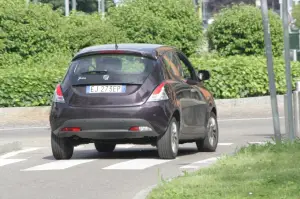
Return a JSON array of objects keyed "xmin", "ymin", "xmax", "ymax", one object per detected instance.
[
  {"xmin": 0, "ymin": 142, "xmax": 22, "ymax": 155},
  {"xmin": 132, "ymin": 157, "xmax": 222, "ymax": 199},
  {"xmin": 0, "ymin": 95, "xmax": 285, "ymax": 128},
  {"xmin": 133, "ymin": 151, "xmax": 239, "ymax": 199}
]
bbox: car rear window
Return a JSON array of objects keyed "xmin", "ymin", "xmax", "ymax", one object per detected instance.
[{"xmin": 65, "ymin": 54, "xmax": 156, "ymax": 85}]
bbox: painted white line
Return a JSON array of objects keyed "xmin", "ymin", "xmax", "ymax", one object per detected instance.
[
  {"xmin": 116, "ymin": 144, "xmax": 135, "ymax": 149},
  {"xmin": 102, "ymin": 158, "xmax": 173, "ymax": 170},
  {"xmin": 218, "ymin": 143, "xmax": 233, "ymax": 146},
  {"xmin": 0, "ymin": 127, "xmax": 49, "ymax": 131},
  {"xmin": 75, "ymin": 145, "xmax": 85, "ymax": 149},
  {"xmin": 0, "ymin": 147, "xmax": 43, "ymax": 159},
  {"xmin": 248, "ymin": 141, "xmax": 274, "ymax": 145},
  {"xmin": 22, "ymin": 159, "xmax": 96, "ymax": 171},
  {"xmin": 180, "ymin": 157, "xmax": 219, "ymax": 169},
  {"xmin": 0, "ymin": 159, "xmax": 26, "ymax": 167},
  {"xmin": 219, "ymin": 117, "xmax": 284, "ymax": 122}
]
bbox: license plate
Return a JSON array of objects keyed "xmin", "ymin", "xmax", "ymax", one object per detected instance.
[{"xmin": 86, "ymin": 85, "xmax": 126, "ymax": 93}]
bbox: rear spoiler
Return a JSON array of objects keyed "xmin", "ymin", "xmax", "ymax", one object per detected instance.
[{"xmin": 72, "ymin": 49, "xmax": 158, "ymax": 61}]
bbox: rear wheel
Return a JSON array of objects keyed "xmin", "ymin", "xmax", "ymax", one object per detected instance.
[
  {"xmin": 196, "ymin": 112, "xmax": 218, "ymax": 152},
  {"xmin": 51, "ymin": 132, "xmax": 74, "ymax": 160},
  {"xmin": 94, "ymin": 142, "xmax": 116, "ymax": 152},
  {"xmin": 157, "ymin": 117, "xmax": 179, "ymax": 159}
]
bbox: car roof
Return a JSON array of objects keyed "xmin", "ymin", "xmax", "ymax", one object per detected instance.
[{"xmin": 73, "ymin": 43, "xmax": 176, "ymax": 60}]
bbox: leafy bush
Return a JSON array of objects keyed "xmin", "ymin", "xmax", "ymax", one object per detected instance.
[
  {"xmin": 207, "ymin": 4, "xmax": 283, "ymax": 57},
  {"xmin": 107, "ymin": 0, "xmax": 203, "ymax": 56},
  {"xmin": 191, "ymin": 55, "xmax": 300, "ymax": 99},
  {"xmin": 0, "ymin": 0, "xmax": 69, "ymax": 58},
  {"xmin": 0, "ymin": 52, "xmax": 71, "ymax": 107},
  {"xmin": 2, "ymin": 55, "xmax": 300, "ymax": 107},
  {"xmin": 65, "ymin": 12, "xmax": 130, "ymax": 54},
  {"xmin": 292, "ymin": 4, "xmax": 300, "ymax": 28}
]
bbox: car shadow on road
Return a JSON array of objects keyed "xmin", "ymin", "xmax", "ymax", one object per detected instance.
[{"xmin": 42, "ymin": 147, "xmax": 199, "ymax": 160}]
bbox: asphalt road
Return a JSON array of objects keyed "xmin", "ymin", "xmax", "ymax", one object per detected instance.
[{"xmin": 0, "ymin": 117, "xmax": 286, "ymax": 199}]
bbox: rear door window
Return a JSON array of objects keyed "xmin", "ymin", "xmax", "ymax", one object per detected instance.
[{"xmin": 66, "ymin": 54, "xmax": 156, "ymax": 85}]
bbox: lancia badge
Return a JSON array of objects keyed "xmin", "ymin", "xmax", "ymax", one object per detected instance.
[{"xmin": 103, "ymin": 75, "xmax": 109, "ymax": 80}]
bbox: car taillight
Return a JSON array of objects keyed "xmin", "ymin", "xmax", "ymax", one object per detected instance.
[
  {"xmin": 147, "ymin": 82, "xmax": 169, "ymax": 102},
  {"xmin": 129, "ymin": 126, "xmax": 152, "ymax": 132},
  {"xmin": 53, "ymin": 84, "xmax": 65, "ymax": 103},
  {"xmin": 61, "ymin": 127, "xmax": 81, "ymax": 132}
]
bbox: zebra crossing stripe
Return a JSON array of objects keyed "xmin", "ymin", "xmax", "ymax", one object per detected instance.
[
  {"xmin": 22, "ymin": 160, "xmax": 96, "ymax": 171},
  {"xmin": 0, "ymin": 159, "xmax": 26, "ymax": 167}
]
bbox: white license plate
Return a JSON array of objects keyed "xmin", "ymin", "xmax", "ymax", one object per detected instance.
[{"xmin": 86, "ymin": 85, "xmax": 126, "ymax": 93}]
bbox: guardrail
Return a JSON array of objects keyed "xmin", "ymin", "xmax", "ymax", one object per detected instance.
[{"xmin": 284, "ymin": 81, "xmax": 300, "ymax": 139}]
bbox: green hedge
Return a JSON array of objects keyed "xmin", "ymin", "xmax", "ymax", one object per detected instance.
[
  {"xmin": 0, "ymin": 0, "xmax": 70, "ymax": 58},
  {"xmin": 0, "ymin": 52, "xmax": 71, "ymax": 107},
  {"xmin": 207, "ymin": 4, "xmax": 283, "ymax": 57},
  {"xmin": 1, "ymin": 55, "xmax": 300, "ymax": 107},
  {"xmin": 107, "ymin": 0, "xmax": 203, "ymax": 57},
  {"xmin": 191, "ymin": 55, "xmax": 300, "ymax": 99}
]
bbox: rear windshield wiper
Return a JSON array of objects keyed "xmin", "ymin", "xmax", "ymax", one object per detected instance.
[{"xmin": 80, "ymin": 70, "xmax": 108, "ymax": 75}]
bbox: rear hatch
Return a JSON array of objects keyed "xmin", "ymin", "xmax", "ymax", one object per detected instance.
[{"xmin": 61, "ymin": 52, "xmax": 159, "ymax": 107}]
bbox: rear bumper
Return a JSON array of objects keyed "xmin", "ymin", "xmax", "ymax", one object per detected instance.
[
  {"xmin": 49, "ymin": 101, "xmax": 174, "ymax": 140},
  {"xmin": 53, "ymin": 118, "xmax": 158, "ymax": 140}
]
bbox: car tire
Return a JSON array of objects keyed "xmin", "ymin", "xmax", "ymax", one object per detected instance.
[
  {"xmin": 94, "ymin": 142, "xmax": 116, "ymax": 152},
  {"xmin": 157, "ymin": 117, "xmax": 179, "ymax": 159},
  {"xmin": 196, "ymin": 112, "xmax": 219, "ymax": 152},
  {"xmin": 51, "ymin": 132, "xmax": 74, "ymax": 160}
]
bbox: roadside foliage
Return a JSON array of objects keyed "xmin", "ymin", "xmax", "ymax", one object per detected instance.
[
  {"xmin": 0, "ymin": 0, "xmax": 297, "ymax": 107},
  {"xmin": 207, "ymin": 4, "xmax": 283, "ymax": 56}
]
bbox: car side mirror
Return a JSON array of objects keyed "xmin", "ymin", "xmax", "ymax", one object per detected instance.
[{"xmin": 198, "ymin": 70, "xmax": 210, "ymax": 81}]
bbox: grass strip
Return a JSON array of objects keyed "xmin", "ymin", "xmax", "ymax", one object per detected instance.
[{"xmin": 147, "ymin": 140, "xmax": 300, "ymax": 199}]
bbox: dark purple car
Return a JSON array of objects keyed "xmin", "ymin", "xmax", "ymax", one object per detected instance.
[{"xmin": 49, "ymin": 43, "xmax": 219, "ymax": 160}]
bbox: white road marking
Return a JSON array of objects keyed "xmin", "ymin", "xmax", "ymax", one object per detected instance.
[
  {"xmin": 248, "ymin": 141, "xmax": 274, "ymax": 145},
  {"xmin": 116, "ymin": 144, "xmax": 135, "ymax": 149},
  {"xmin": 75, "ymin": 145, "xmax": 85, "ymax": 149},
  {"xmin": 218, "ymin": 143, "xmax": 233, "ymax": 146},
  {"xmin": 22, "ymin": 160, "xmax": 96, "ymax": 171},
  {"xmin": 102, "ymin": 158, "xmax": 173, "ymax": 170},
  {"xmin": 0, "ymin": 159, "xmax": 26, "ymax": 167},
  {"xmin": 0, "ymin": 127, "xmax": 49, "ymax": 131},
  {"xmin": 0, "ymin": 147, "xmax": 42, "ymax": 159},
  {"xmin": 180, "ymin": 157, "xmax": 219, "ymax": 169},
  {"xmin": 219, "ymin": 117, "xmax": 284, "ymax": 122}
]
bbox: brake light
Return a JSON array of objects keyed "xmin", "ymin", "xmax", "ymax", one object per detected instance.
[
  {"xmin": 147, "ymin": 82, "xmax": 169, "ymax": 102},
  {"xmin": 61, "ymin": 127, "xmax": 81, "ymax": 132},
  {"xmin": 53, "ymin": 84, "xmax": 65, "ymax": 103},
  {"xmin": 129, "ymin": 126, "xmax": 152, "ymax": 132}
]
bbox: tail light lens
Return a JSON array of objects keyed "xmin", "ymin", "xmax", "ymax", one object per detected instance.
[
  {"xmin": 61, "ymin": 127, "xmax": 81, "ymax": 132},
  {"xmin": 147, "ymin": 82, "xmax": 169, "ymax": 102},
  {"xmin": 53, "ymin": 84, "xmax": 65, "ymax": 103}
]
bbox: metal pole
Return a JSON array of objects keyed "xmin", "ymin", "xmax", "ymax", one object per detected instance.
[
  {"xmin": 25, "ymin": 0, "xmax": 30, "ymax": 7},
  {"xmin": 260, "ymin": 0, "xmax": 282, "ymax": 143},
  {"xmin": 65, "ymin": 0, "xmax": 69, "ymax": 16},
  {"xmin": 295, "ymin": 81, "xmax": 300, "ymax": 138},
  {"xmin": 280, "ymin": 0, "xmax": 283, "ymax": 19},
  {"xmin": 283, "ymin": 0, "xmax": 295, "ymax": 140},
  {"xmin": 72, "ymin": 0, "xmax": 76, "ymax": 11},
  {"xmin": 98, "ymin": 0, "xmax": 101, "ymax": 14},
  {"xmin": 293, "ymin": 90, "xmax": 300, "ymax": 138},
  {"xmin": 284, "ymin": 95, "xmax": 290, "ymax": 137},
  {"xmin": 101, "ymin": 0, "xmax": 105, "ymax": 19}
]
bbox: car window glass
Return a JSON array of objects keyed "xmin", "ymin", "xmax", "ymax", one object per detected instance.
[
  {"xmin": 162, "ymin": 52, "xmax": 181, "ymax": 77},
  {"xmin": 176, "ymin": 52, "xmax": 195, "ymax": 80},
  {"xmin": 162, "ymin": 51, "xmax": 188, "ymax": 79},
  {"xmin": 66, "ymin": 54, "xmax": 155, "ymax": 85}
]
